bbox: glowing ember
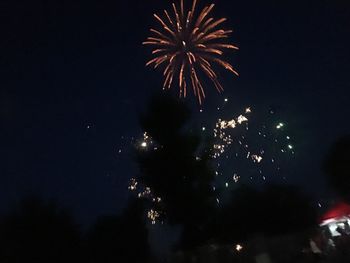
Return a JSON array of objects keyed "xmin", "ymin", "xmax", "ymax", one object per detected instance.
[{"xmin": 235, "ymin": 244, "xmax": 243, "ymax": 252}]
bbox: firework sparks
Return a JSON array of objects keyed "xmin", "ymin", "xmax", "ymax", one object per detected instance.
[
  {"xmin": 127, "ymin": 133, "xmax": 165, "ymax": 224},
  {"xmin": 138, "ymin": 132, "xmax": 154, "ymax": 150},
  {"xmin": 276, "ymin": 122, "xmax": 284, "ymax": 129},
  {"xmin": 128, "ymin": 177, "xmax": 164, "ymax": 224},
  {"xmin": 143, "ymin": 0, "xmax": 238, "ymax": 104},
  {"xmin": 235, "ymin": 244, "xmax": 243, "ymax": 252},
  {"xmin": 147, "ymin": 209, "xmax": 160, "ymax": 225},
  {"xmin": 213, "ymin": 111, "xmax": 251, "ymax": 159},
  {"xmin": 126, "ymin": 105, "xmax": 295, "ymax": 223},
  {"xmin": 128, "ymin": 178, "xmax": 138, "ymax": 191},
  {"xmin": 233, "ymin": 173, "xmax": 240, "ymax": 183},
  {"xmin": 210, "ymin": 105, "xmax": 295, "ymax": 191},
  {"xmin": 251, "ymin": 154, "xmax": 263, "ymax": 163},
  {"xmin": 138, "ymin": 187, "xmax": 152, "ymax": 198}
]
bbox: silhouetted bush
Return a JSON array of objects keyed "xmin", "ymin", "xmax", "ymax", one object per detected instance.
[
  {"xmin": 85, "ymin": 199, "xmax": 151, "ymax": 263},
  {"xmin": 324, "ymin": 136, "xmax": 350, "ymax": 201},
  {"xmin": 0, "ymin": 197, "xmax": 80, "ymax": 263}
]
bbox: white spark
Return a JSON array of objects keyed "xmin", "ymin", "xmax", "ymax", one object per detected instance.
[
  {"xmin": 251, "ymin": 155, "xmax": 263, "ymax": 163},
  {"xmin": 276, "ymin": 122, "xmax": 285, "ymax": 129},
  {"xmin": 235, "ymin": 244, "xmax": 243, "ymax": 252},
  {"xmin": 237, "ymin": 115, "xmax": 248, "ymax": 124}
]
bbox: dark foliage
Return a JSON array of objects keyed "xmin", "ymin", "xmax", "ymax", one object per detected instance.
[
  {"xmin": 0, "ymin": 197, "xmax": 151, "ymax": 263},
  {"xmin": 137, "ymin": 95, "xmax": 217, "ymax": 249},
  {"xmin": 324, "ymin": 136, "xmax": 350, "ymax": 201},
  {"xmin": 0, "ymin": 197, "xmax": 80, "ymax": 263},
  {"xmin": 136, "ymin": 95, "xmax": 319, "ymax": 251},
  {"xmin": 84, "ymin": 199, "xmax": 151, "ymax": 263},
  {"xmin": 216, "ymin": 185, "xmax": 317, "ymax": 243}
]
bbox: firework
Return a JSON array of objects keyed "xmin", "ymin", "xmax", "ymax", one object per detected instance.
[
  {"xmin": 127, "ymin": 132, "xmax": 164, "ymax": 224},
  {"xmin": 213, "ymin": 111, "xmax": 250, "ymax": 159},
  {"xmin": 148, "ymin": 209, "xmax": 160, "ymax": 225},
  {"xmin": 128, "ymin": 178, "xmax": 138, "ymax": 191},
  {"xmin": 143, "ymin": 0, "xmax": 238, "ymax": 104},
  {"xmin": 235, "ymin": 244, "xmax": 243, "ymax": 252},
  {"xmin": 125, "ymin": 102, "xmax": 295, "ymax": 221},
  {"xmin": 210, "ymin": 101, "xmax": 296, "ymax": 195},
  {"xmin": 128, "ymin": 177, "xmax": 164, "ymax": 224}
]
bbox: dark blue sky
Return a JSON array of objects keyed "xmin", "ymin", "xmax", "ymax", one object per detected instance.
[{"xmin": 1, "ymin": 0, "xmax": 350, "ymax": 225}]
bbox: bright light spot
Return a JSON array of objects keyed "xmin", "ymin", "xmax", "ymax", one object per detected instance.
[
  {"xmin": 276, "ymin": 123, "xmax": 285, "ymax": 129},
  {"xmin": 202, "ymin": 127, "xmax": 206, "ymax": 131},
  {"xmin": 286, "ymin": 136, "xmax": 290, "ymax": 140},
  {"xmin": 224, "ymin": 98, "xmax": 228, "ymax": 102},
  {"xmin": 225, "ymin": 182, "xmax": 229, "ymax": 188},
  {"xmin": 141, "ymin": 142, "xmax": 148, "ymax": 148},
  {"xmin": 147, "ymin": 209, "xmax": 160, "ymax": 225},
  {"xmin": 252, "ymin": 155, "xmax": 263, "ymax": 163},
  {"xmin": 237, "ymin": 115, "xmax": 248, "ymax": 124},
  {"xmin": 235, "ymin": 244, "xmax": 243, "ymax": 252},
  {"xmin": 245, "ymin": 107, "xmax": 252, "ymax": 113},
  {"xmin": 128, "ymin": 178, "xmax": 138, "ymax": 191},
  {"xmin": 288, "ymin": 144, "xmax": 293, "ymax": 149}
]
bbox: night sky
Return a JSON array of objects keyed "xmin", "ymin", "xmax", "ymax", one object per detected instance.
[{"xmin": 1, "ymin": 0, "xmax": 350, "ymax": 225}]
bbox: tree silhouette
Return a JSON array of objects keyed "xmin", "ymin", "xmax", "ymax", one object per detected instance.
[
  {"xmin": 0, "ymin": 197, "xmax": 80, "ymax": 263},
  {"xmin": 260, "ymin": 185, "xmax": 317, "ymax": 236},
  {"xmin": 324, "ymin": 136, "xmax": 350, "ymax": 201},
  {"xmin": 136, "ymin": 95, "xmax": 216, "ymax": 249},
  {"xmin": 135, "ymin": 95, "xmax": 318, "ymax": 253},
  {"xmin": 85, "ymin": 199, "xmax": 151, "ymax": 263},
  {"xmin": 215, "ymin": 185, "xmax": 262, "ymax": 243}
]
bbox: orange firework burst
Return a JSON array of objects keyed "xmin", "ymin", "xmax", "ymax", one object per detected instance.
[{"xmin": 143, "ymin": 0, "xmax": 239, "ymax": 104}]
